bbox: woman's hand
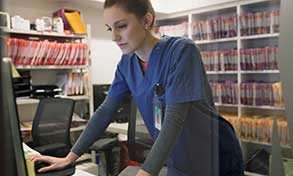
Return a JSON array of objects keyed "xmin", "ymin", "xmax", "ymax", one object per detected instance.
[
  {"xmin": 30, "ymin": 152, "xmax": 78, "ymax": 173},
  {"xmin": 136, "ymin": 169, "xmax": 152, "ymax": 176}
]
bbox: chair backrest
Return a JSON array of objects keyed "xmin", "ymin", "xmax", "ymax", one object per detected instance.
[{"xmin": 32, "ymin": 98, "xmax": 75, "ymax": 148}]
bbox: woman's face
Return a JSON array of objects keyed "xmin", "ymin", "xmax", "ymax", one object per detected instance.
[{"xmin": 103, "ymin": 5, "xmax": 147, "ymax": 54}]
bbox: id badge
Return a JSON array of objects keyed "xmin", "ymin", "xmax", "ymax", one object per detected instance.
[{"xmin": 153, "ymin": 95, "xmax": 163, "ymax": 131}]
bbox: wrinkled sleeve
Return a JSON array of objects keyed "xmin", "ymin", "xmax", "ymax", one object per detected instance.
[
  {"xmin": 71, "ymin": 96, "xmax": 121, "ymax": 156},
  {"xmin": 165, "ymin": 44, "xmax": 204, "ymax": 104},
  {"xmin": 108, "ymin": 60, "xmax": 131, "ymax": 101}
]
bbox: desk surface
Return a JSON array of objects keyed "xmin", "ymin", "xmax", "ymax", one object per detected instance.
[
  {"xmin": 107, "ymin": 122, "xmax": 128, "ymax": 135},
  {"xmin": 21, "ymin": 122, "xmax": 129, "ymax": 142},
  {"xmin": 22, "ymin": 122, "xmax": 147, "ymax": 142},
  {"xmin": 21, "ymin": 124, "xmax": 88, "ymax": 143},
  {"xmin": 73, "ymin": 169, "xmax": 96, "ymax": 176}
]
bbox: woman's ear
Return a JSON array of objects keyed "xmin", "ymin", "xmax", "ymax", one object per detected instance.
[{"xmin": 143, "ymin": 12, "xmax": 154, "ymax": 29}]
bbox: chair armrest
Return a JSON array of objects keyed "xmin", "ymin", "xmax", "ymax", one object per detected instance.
[
  {"xmin": 89, "ymin": 138, "xmax": 118, "ymax": 152},
  {"xmin": 36, "ymin": 163, "xmax": 76, "ymax": 176}
]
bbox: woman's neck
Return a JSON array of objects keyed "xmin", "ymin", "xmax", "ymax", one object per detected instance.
[{"xmin": 135, "ymin": 34, "xmax": 159, "ymax": 63}]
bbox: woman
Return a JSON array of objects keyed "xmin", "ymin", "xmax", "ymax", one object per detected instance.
[{"xmin": 32, "ymin": 0, "xmax": 244, "ymax": 175}]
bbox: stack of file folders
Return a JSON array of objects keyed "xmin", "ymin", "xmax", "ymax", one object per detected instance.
[
  {"xmin": 158, "ymin": 22, "xmax": 188, "ymax": 37},
  {"xmin": 240, "ymin": 10, "xmax": 280, "ymax": 36},
  {"xmin": 192, "ymin": 15, "xmax": 238, "ymax": 40},
  {"xmin": 223, "ymin": 114, "xmax": 289, "ymax": 146},
  {"xmin": 5, "ymin": 38, "xmax": 88, "ymax": 66},
  {"xmin": 13, "ymin": 73, "xmax": 32, "ymax": 98},
  {"xmin": 209, "ymin": 81, "xmax": 238, "ymax": 104},
  {"xmin": 240, "ymin": 47, "xmax": 278, "ymax": 71},
  {"xmin": 240, "ymin": 82, "xmax": 284, "ymax": 107},
  {"xmin": 201, "ymin": 49, "xmax": 238, "ymax": 71}
]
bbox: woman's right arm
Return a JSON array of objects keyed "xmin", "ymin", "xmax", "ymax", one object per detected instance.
[
  {"xmin": 32, "ymin": 96, "xmax": 121, "ymax": 172},
  {"xmin": 71, "ymin": 96, "xmax": 121, "ymax": 155}
]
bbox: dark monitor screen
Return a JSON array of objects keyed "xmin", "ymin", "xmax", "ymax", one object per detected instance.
[
  {"xmin": 0, "ymin": 35, "xmax": 28, "ymax": 175},
  {"xmin": 93, "ymin": 84, "xmax": 131, "ymax": 123}
]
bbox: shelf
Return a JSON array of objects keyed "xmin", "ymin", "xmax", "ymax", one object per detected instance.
[
  {"xmin": 206, "ymin": 71, "xmax": 238, "ymax": 74},
  {"xmin": 240, "ymin": 33, "xmax": 279, "ymax": 40},
  {"xmin": 240, "ymin": 105, "xmax": 285, "ymax": 110},
  {"xmin": 241, "ymin": 139, "xmax": 290, "ymax": 149},
  {"xmin": 65, "ymin": 95, "xmax": 90, "ymax": 100},
  {"xmin": 16, "ymin": 95, "xmax": 90, "ymax": 105},
  {"xmin": 241, "ymin": 70, "xmax": 280, "ymax": 74},
  {"xmin": 215, "ymin": 103, "xmax": 238, "ymax": 108},
  {"xmin": 2, "ymin": 28, "xmax": 86, "ymax": 39},
  {"xmin": 215, "ymin": 103, "xmax": 285, "ymax": 110},
  {"xmin": 16, "ymin": 65, "xmax": 88, "ymax": 70},
  {"xmin": 16, "ymin": 98, "xmax": 39, "ymax": 105},
  {"xmin": 194, "ymin": 37, "xmax": 237, "ymax": 44}
]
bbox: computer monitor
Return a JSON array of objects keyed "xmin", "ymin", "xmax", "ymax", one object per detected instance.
[
  {"xmin": 93, "ymin": 84, "xmax": 131, "ymax": 123},
  {"xmin": 0, "ymin": 36, "xmax": 28, "ymax": 175}
]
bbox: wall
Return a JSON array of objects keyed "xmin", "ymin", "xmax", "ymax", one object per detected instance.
[
  {"xmin": 4, "ymin": 0, "xmax": 122, "ymax": 84},
  {"xmin": 90, "ymin": 39, "xmax": 121, "ymax": 84}
]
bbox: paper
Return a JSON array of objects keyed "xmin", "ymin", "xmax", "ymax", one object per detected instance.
[
  {"xmin": 23, "ymin": 142, "xmax": 40, "ymax": 176},
  {"xmin": 11, "ymin": 62, "xmax": 20, "ymax": 78}
]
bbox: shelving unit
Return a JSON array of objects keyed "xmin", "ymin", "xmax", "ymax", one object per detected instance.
[
  {"xmin": 156, "ymin": 0, "xmax": 284, "ymax": 116},
  {"xmin": 16, "ymin": 98, "xmax": 40, "ymax": 105},
  {"xmin": 3, "ymin": 27, "xmax": 94, "ymax": 122},
  {"xmin": 195, "ymin": 37, "xmax": 238, "ymax": 44},
  {"xmin": 241, "ymin": 139, "xmax": 291, "ymax": 149},
  {"xmin": 215, "ymin": 102, "xmax": 238, "ymax": 108},
  {"xmin": 240, "ymin": 104, "xmax": 285, "ymax": 110},
  {"xmin": 15, "ymin": 65, "xmax": 88, "ymax": 70},
  {"xmin": 240, "ymin": 33, "xmax": 279, "ymax": 40},
  {"xmin": 240, "ymin": 70, "xmax": 279, "ymax": 74},
  {"xmin": 206, "ymin": 70, "xmax": 238, "ymax": 74},
  {"xmin": 2, "ymin": 28, "xmax": 86, "ymax": 39},
  {"xmin": 156, "ymin": 0, "xmax": 287, "ymax": 175}
]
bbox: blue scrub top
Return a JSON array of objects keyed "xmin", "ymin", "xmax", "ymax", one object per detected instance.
[
  {"xmin": 108, "ymin": 36, "xmax": 207, "ymax": 137},
  {"xmin": 108, "ymin": 36, "xmax": 243, "ymax": 175}
]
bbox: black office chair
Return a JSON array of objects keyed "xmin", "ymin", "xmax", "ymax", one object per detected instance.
[
  {"xmin": 127, "ymin": 99, "xmax": 153, "ymax": 163},
  {"xmin": 119, "ymin": 99, "xmax": 167, "ymax": 176},
  {"xmin": 31, "ymin": 98, "xmax": 75, "ymax": 157}
]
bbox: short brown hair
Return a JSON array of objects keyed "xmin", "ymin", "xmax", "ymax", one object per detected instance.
[{"xmin": 104, "ymin": 0, "xmax": 155, "ymax": 27}]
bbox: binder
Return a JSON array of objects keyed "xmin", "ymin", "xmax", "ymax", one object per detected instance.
[{"xmin": 64, "ymin": 11, "xmax": 87, "ymax": 34}]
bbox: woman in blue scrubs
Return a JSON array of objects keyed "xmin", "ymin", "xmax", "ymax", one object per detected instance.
[{"xmin": 32, "ymin": 0, "xmax": 244, "ymax": 175}]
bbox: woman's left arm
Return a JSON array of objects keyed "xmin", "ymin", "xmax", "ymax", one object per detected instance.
[{"xmin": 136, "ymin": 102, "xmax": 192, "ymax": 176}]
